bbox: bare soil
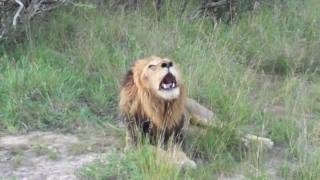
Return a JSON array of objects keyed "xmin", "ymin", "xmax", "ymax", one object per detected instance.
[
  {"xmin": 0, "ymin": 131, "xmax": 115, "ymax": 180},
  {"xmin": 0, "ymin": 129, "xmax": 292, "ymax": 179}
]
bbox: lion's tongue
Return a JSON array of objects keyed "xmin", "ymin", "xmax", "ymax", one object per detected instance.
[
  {"xmin": 163, "ymin": 73, "xmax": 175, "ymax": 83},
  {"xmin": 161, "ymin": 73, "xmax": 176, "ymax": 89}
]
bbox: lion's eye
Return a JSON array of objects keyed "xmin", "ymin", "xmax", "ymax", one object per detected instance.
[{"xmin": 148, "ymin": 65, "xmax": 156, "ymax": 69}]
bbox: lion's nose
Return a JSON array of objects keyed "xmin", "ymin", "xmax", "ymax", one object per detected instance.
[{"xmin": 161, "ymin": 62, "xmax": 173, "ymax": 68}]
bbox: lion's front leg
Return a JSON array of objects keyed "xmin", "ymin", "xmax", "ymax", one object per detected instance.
[
  {"xmin": 166, "ymin": 116, "xmax": 196, "ymax": 169},
  {"xmin": 125, "ymin": 129, "xmax": 135, "ymax": 152},
  {"xmin": 153, "ymin": 144, "xmax": 196, "ymax": 169},
  {"xmin": 168, "ymin": 145, "xmax": 197, "ymax": 169},
  {"xmin": 122, "ymin": 114, "xmax": 138, "ymax": 151}
]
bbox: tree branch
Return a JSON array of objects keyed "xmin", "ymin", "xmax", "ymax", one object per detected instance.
[{"xmin": 13, "ymin": 0, "xmax": 24, "ymax": 28}]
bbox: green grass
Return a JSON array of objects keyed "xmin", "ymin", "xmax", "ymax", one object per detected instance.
[
  {"xmin": 1, "ymin": 0, "xmax": 320, "ymax": 179},
  {"xmin": 78, "ymin": 146, "xmax": 182, "ymax": 180}
]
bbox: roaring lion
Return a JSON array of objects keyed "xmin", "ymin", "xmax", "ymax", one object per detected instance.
[
  {"xmin": 119, "ymin": 56, "xmax": 196, "ymax": 168},
  {"xmin": 119, "ymin": 56, "xmax": 274, "ymax": 169}
]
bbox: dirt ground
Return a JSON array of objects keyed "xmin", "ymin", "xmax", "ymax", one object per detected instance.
[
  {"xmin": 0, "ymin": 131, "xmax": 289, "ymax": 180},
  {"xmin": 0, "ymin": 131, "xmax": 114, "ymax": 180}
]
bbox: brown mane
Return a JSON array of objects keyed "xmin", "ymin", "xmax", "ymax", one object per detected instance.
[
  {"xmin": 119, "ymin": 56, "xmax": 198, "ymax": 169},
  {"xmin": 119, "ymin": 57, "xmax": 185, "ymax": 130}
]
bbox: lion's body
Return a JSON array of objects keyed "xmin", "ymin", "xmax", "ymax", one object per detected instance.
[
  {"xmin": 119, "ymin": 56, "xmax": 186, "ymax": 145},
  {"xmin": 118, "ymin": 56, "xmax": 274, "ymax": 169}
]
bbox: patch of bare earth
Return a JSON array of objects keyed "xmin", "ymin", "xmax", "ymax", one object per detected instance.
[{"xmin": 0, "ymin": 131, "xmax": 116, "ymax": 179}]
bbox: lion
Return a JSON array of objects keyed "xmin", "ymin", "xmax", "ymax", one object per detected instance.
[
  {"xmin": 119, "ymin": 56, "xmax": 196, "ymax": 168},
  {"xmin": 119, "ymin": 56, "xmax": 274, "ymax": 169}
]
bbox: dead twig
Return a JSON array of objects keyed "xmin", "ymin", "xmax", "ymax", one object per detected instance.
[
  {"xmin": 13, "ymin": 0, "xmax": 24, "ymax": 28},
  {"xmin": 1, "ymin": 0, "xmax": 73, "ymax": 41}
]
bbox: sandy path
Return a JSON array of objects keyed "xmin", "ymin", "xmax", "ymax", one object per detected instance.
[{"xmin": 0, "ymin": 132, "xmax": 112, "ymax": 180}]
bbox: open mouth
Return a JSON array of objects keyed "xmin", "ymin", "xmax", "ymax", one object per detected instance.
[{"xmin": 159, "ymin": 73, "xmax": 177, "ymax": 90}]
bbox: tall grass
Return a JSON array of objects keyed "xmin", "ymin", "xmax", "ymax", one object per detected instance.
[{"xmin": 1, "ymin": 0, "xmax": 320, "ymax": 179}]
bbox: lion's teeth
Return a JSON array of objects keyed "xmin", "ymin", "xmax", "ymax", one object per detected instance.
[{"xmin": 161, "ymin": 83, "xmax": 176, "ymax": 89}]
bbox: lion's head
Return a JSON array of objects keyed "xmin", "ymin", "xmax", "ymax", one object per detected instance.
[
  {"xmin": 132, "ymin": 56, "xmax": 182, "ymax": 100},
  {"xmin": 120, "ymin": 56, "xmax": 185, "ymax": 129}
]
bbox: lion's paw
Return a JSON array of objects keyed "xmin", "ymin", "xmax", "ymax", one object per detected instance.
[{"xmin": 178, "ymin": 158, "xmax": 197, "ymax": 169}]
